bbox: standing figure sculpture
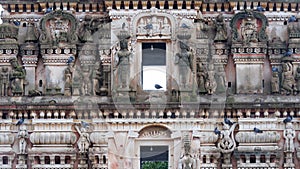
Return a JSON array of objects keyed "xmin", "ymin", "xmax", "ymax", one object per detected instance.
[
  {"xmin": 175, "ymin": 41, "xmax": 193, "ymax": 88},
  {"xmin": 178, "ymin": 135, "xmax": 197, "ymax": 169},
  {"xmin": 18, "ymin": 125, "xmax": 29, "ymax": 154},
  {"xmin": 116, "ymin": 35, "xmax": 131, "ymax": 89},
  {"xmin": 294, "ymin": 67, "xmax": 300, "ymax": 94},
  {"xmin": 205, "ymin": 63, "xmax": 217, "ymax": 94},
  {"xmin": 78, "ymin": 15, "xmax": 93, "ymax": 42},
  {"xmin": 214, "ymin": 14, "xmax": 227, "ymax": 42},
  {"xmin": 281, "ymin": 62, "xmax": 296, "ymax": 95},
  {"xmin": 64, "ymin": 62, "xmax": 75, "ymax": 96},
  {"xmin": 271, "ymin": 70, "xmax": 280, "ymax": 94},
  {"xmin": 75, "ymin": 125, "xmax": 90, "ymax": 154},
  {"xmin": 0, "ymin": 67, "xmax": 9, "ymax": 96},
  {"xmin": 197, "ymin": 63, "xmax": 207, "ymax": 93},
  {"xmin": 9, "ymin": 58, "xmax": 26, "ymax": 96},
  {"xmin": 92, "ymin": 63, "xmax": 103, "ymax": 95},
  {"xmin": 284, "ymin": 122, "xmax": 295, "ymax": 152},
  {"xmin": 81, "ymin": 65, "xmax": 92, "ymax": 95}
]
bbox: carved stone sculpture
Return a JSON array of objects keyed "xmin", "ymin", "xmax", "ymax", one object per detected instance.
[
  {"xmin": 0, "ymin": 67, "xmax": 9, "ymax": 96},
  {"xmin": 217, "ymin": 122, "xmax": 237, "ymax": 165},
  {"xmin": 295, "ymin": 67, "xmax": 300, "ymax": 93},
  {"xmin": 9, "ymin": 58, "xmax": 26, "ymax": 96},
  {"xmin": 18, "ymin": 125, "xmax": 28, "ymax": 154},
  {"xmin": 271, "ymin": 70, "xmax": 280, "ymax": 94},
  {"xmin": 75, "ymin": 125, "xmax": 90, "ymax": 154},
  {"xmin": 197, "ymin": 63, "xmax": 207, "ymax": 93},
  {"xmin": 281, "ymin": 62, "xmax": 296, "ymax": 95},
  {"xmin": 178, "ymin": 135, "xmax": 197, "ymax": 169},
  {"xmin": 205, "ymin": 63, "xmax": 217, "ymax": 94},
  {"xmin": 79, "ymin": 15, "xmax": 94, "ymax": 43},
  {"xmin": 241, "ymin": 12, "xmax": 258, "ymax": 44},
  {"xmin": 214, "ymin": 14, "xmax": 227, "ymax": 42},
  {"xmin": 64, "ymin": 62, "xmax": 75, "ymax": 96},
  {"xmin": 175, "ymin": 41, "xmax": 193, "ymax": 88},
  {"xmin": 116, "ymin": 31, "xmax": 131, "ymax": 89},
  {"xmin": 92, "ymin": 62, "xmax": 103, "ymax": 95},
  {"xmin": 284, "ymin": 122, "xmax": 295, "ymax": 152},
  {"xmin": 81, "ymin": 65, "xmax": 93, "ymax": 95}
]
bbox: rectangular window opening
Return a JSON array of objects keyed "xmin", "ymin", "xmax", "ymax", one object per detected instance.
[{"xmin": 142, "ymin": 42, "xmax": 166, "ymax": 91}]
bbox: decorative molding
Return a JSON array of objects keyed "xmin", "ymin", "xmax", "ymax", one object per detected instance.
[{"xmin": 236, "ymin": 131, "xmax": 280, "ymax": 143}]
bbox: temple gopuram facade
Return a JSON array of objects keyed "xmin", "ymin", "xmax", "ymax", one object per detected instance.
[{"xmin": 0, "ymin": 0, "xmax": 300, "ymax": 169}]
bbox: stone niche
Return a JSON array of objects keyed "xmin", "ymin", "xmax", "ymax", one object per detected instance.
[
  {"xmin": 231, "ymin": 10, "xmax": 268, "ymax": 94},
  {"xmin": 38, "ymin": 10, "xmax": 78, "ymax": 94}
]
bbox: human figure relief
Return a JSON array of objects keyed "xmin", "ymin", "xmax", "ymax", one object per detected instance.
[
  {"xmin": 214, "ymin": 14, "xmax": 227, "ymax": 42},
  {"xmin": 205, "ymin": 63, "xmax": 217, "ymax": 94},
  {"xmin": 281, "ymin": 62, "xmax": 296, "ymax": 95},
  {"xmin": 9, "ymin": 58, "xmax": 26, "ymax": 96},
  {"xmin": 18, "ymin": 125, "xmax": 29, "ymax": 154},
  {"xmin": 75, "ymin": 125, "xmax": 90, "ymax": 154},
  {"xmin": 116, "ymin": 37, "xmax": 131, "ymax": 89},
  {"xmin": 294, "ymin": 67, "xmax": 300, "ymax": 93},
  {"xmin": 0, "ymin": 67, "xmax": 9, "ymax": 96},
  {"xmin": 175, "ymin": 41, "xmax": 193, "ymax": 88},
  {"xmin": 178, "ymin": 135, "xmax": 197, "ymax": 169},
  {"xmin": 197, "ymin": 63, "xmax": 207, "ymax": 94},
  {"xmin": 64, "ymin": 62, "xmax": 75, "ymax": 96},
  {"xmin": 241, "ymin": 14, "xmax": 258, "ymax": 44},
  {"xmin": 271, "ymin": 70, "xmax": 280, "ymax": 94},
  {"xmin": 284, "ymin": 122, "xmax": 295, "ymax": 152}
]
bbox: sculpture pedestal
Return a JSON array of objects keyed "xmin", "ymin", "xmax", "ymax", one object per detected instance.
[
  {"xmin": 16, "ymin": 154, "xmax": 27, "ymax": 169},
  {"xmin": 78, "ymin": 153, "xmax": 89, "ymax": 169},
  {"xmin": 284, "ymin": 152, "xmax": 295, "ymax": 169}
]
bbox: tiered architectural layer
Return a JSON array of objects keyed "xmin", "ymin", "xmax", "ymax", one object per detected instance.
[{"xmin": 0, "ymin": 0, "xmax": 300, "ymax": 169}]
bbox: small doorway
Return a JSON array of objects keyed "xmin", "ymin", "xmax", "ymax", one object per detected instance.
[{"xmin": 140, "ymin": 145, "xmax": 168, "ymax": 169}]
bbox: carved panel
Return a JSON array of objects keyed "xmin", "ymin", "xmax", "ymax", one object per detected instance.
[
  {"xmin": 199, "ymin": 132, "xmax": 218, "ymax": 144},
  {"xmin": 39, "ymin": 10, "xmax": 78, "ymax": 45},
  {"xmin": 90, "ymin": 132, "xmax": 108, "ymax": 144},
  {"xmin": 230, "ymin": 10, "xmax": 268, "ymax": 44},
  {"xmin": 0, "ymin": 133, "xmax": 14, "ymax": 145},
  {"xmin": 138, "ymin": 126, "xmax": 171, "ymax": 138},
  {"xmin": 236, "ymin": 131, "xmax": 280, "ymax": 143},
  {"xmin": 30, "ymin": 132, "xmax": 76, "ymax": 144},
  {"xmin": 132, "ymin": 8, "xmax": 176, "ymax": 39}
]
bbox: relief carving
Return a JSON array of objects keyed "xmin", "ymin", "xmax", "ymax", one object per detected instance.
[
  {"xmin": 0, "ymin": 67, "xmax": 9, "ymax": 96},
  {"xmin": 178, "ymin": 134, "xmax": 197, "ymax": 169},
  {"xmin": 9, "ymin": 58, "xmax": 26, "ymax": 96},
  {"xmin": 235, "ymin": 131, "xmax": 280, "ymax": 143},
  {"xmin": 39, "ymin": 10, "xmax": 78, "ymax": 46},
  {"xmin": 284, "ymin": 122, "xmax": 295, "ymax": 152},
  {"xmin": 281, "ymin": 61, "xmax": 297, "ymax": 95},
  {"xmin": 175, "ymin": 41, "xmax": 193, "ymax": 89},
  {"xmin": 230, "ymin": 10, "xmax": 268, "ymax": 44},
  {"xmin": 139, "ymin": 126, "xmax": 171, "ymax": 138},
  {"xmin": 115, "ymin": 29, "xmax": 131, "ymax": 89},
  {"xmin": 214, "ymin": 14, "xmax": 228, "ymax": 42},
  {"xmin": 75, "ymin": 124, "xmax": 91, "ymax": 154},
  {"xmin": 18, "ymin": 125, "xmax": 28, "ymax": 154}
]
